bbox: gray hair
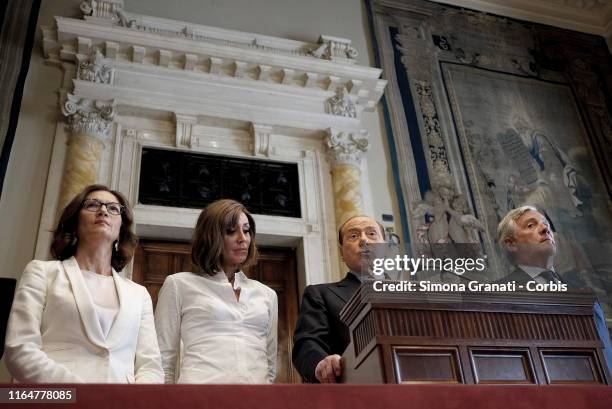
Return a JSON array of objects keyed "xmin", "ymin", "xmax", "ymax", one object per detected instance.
[{"xmin": 497, "ymin": 205, "xmax": 541, "ymax": 244}]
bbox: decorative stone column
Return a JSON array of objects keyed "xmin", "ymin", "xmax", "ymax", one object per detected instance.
[
  {"xmin": 325, "ymin": 128, "xmax": 369, "ymax": 228},
  {"xmin": 59, "ymin": 94, "xmax": 115, "ymax": 209}
]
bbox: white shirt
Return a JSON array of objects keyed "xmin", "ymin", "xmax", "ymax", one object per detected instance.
[
  {"xmin": 81, "ymin": 270, "xmax": 119, "ymax": 338},
  {"xmin": 154, "ymin": 271, "xmax": 278, "ymax": 384}
]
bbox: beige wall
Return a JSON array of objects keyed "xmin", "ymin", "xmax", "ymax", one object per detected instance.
[{"xmin": 0, "ymin": 0, "xmax": 399, "ymax": 380}]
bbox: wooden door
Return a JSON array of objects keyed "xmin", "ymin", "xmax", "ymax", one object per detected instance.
[{"xmin": 132, "ymin": 240, "xmax": 301, "ymax": 383}]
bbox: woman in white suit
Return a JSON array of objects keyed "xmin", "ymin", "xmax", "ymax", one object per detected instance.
[{"xmin": 4, "ymin": 184, "xmax": 163, "ymax": 383}]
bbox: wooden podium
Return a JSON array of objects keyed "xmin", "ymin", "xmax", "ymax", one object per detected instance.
[{"xmin": 339, "ymin": 282, "xmax": 611, "ymax": 385}]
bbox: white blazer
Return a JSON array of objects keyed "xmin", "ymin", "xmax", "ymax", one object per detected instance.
[{"xmin": 4, "ymin": 257, "xmax": 163, "ymax": 383}]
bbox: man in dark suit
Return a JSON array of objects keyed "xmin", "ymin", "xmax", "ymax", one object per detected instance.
[
  {"xmin": 292, "ymin": 215, "xmax": 385, "ymax": 383},
  {"xmin": 496, "ymin": 205, "xmax": 612, "ymax": 373}
]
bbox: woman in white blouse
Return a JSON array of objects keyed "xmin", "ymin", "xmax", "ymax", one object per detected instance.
[
  {"xmin": 155, "ymin": 199, "xmax": 278, "ymax": 383},
  {"xmin": 4, "ymin": 184, "xmax": 163, "ymax": 383}
]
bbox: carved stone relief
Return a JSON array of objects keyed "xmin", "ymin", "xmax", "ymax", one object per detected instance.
[
  {"xmin": 77, "ymin": 49, "xmax": 114, "ymax": 84},
  {"xmin": 326, "ymin": 86, "xmax": 357, "ymax": 118},
  {"xmin": 412, "ymin": 162, "xmax": 485, "ymax": 246},
  {"xmin": 80, "ymin": 0, "xmax": 135, "ymax": 27},
  {"xmin": 308, "ymin": 35, "xmax": 358, "ymax": 62}
]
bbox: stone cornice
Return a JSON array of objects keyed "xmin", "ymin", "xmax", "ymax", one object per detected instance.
[
  {"xmin": 42, "ymin": 16, "xmax": 386, "ymax": 113},
  {"xmin": 80, "ymin": 0, "xmax": 353, "ymax": 61},
  {"xmin": 72, "ymin": 79, "xmax": 362, "ymax": 132}
]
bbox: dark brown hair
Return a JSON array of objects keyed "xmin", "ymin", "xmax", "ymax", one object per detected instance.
[
  {"xmin": 50, "ymin": 184, "xmax": 138, "ymax": 271},
  {"xmin": 338, "ymin": 215, "xmax": 386, "ymax": 245},
  {"xmin": 191, "ymin": 199, "xmax": 258, "ymax": 276}
]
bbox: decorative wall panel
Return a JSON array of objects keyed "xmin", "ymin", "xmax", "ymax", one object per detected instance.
[{"xmin": 366, "ymin": 0, "xmax": 612, "ymax": 317}]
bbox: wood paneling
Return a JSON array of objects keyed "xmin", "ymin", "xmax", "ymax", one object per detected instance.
[
  {"xmin": 340, "ymin": 284, "xmax": 611, "ymax": 385},
  {"xmin": 470, "ymin": 349, "xmax": 535, "ymax": 384},
  {"xmin": 393, "ymin": 347, "xmax": 463, "ymax": 384},
  {"xmin": 380, "ymin": 309, "xmax": 600, "ymax": 341},
  {"xmin": 542, "ymin": 350, "xmax": 604, "ymax": 384}
]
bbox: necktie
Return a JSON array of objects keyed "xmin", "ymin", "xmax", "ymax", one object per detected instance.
[{"xmin": 538, "ymin": 269, "xmax": 564, "ymax": 284}]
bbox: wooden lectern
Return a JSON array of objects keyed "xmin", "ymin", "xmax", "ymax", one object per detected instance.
[{"xmin": 339, "ymin": 283, "xmax": 611, "ymax": 385}]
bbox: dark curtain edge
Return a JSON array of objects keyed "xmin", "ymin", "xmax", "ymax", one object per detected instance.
[{"xmin": 0, "ymin": 0, "xmax": 42, "ymax": 201}]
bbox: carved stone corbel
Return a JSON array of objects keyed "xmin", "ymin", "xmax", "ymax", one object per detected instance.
[
  {"xmin": 251, "ymin": 123, "xmax": 274, "ymax": 157},
  {"xmin": 175, "ymin": 113, "xmax": 198, "ymax": 148}
]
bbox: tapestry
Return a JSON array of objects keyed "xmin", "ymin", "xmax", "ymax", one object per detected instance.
[
  {"xmin": 0, "ymin": 0, "xmax": 41, "ymax": 199},
  {"xmin": 365, "ymin": 0, "xmax": 612, "ymax": 313},
  {"xmin": 443, "ymin": 63, "xmax": 612, "ymax": 289}
]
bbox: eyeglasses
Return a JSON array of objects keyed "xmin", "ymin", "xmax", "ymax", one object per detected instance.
[{"xmin": 82, "ymin": 199, "xmax": 125, "ymax": 216}]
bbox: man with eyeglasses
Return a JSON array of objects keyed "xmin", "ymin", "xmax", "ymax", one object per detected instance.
[{"xmin": 292, "ymin": 215, "xmax": 386, "ymax": 383}]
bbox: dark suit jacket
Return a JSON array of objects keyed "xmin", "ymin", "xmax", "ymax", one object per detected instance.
[
  {"xmin": 494, "ymin": 267, "xmax": 537, "ymax": 284},
  {"xmin": 292, "ymin": 273, "xmax": 360, "ymax": 383}
]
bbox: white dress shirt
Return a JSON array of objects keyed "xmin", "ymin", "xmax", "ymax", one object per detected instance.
[{"xmin": 155, "ymin": 271, "xmax": 278, "ymax": 384}]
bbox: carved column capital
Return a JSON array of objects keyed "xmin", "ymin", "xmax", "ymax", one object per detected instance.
[
  {"xmin": 325, "ymin": 128, "xmax": 369, "ymax": 168},
  {"xmin": 62, "ymin": 94, "xmax": 116, "ymax": 140}
]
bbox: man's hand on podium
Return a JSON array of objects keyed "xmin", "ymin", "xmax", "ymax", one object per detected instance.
[{"xmin": 315, "ymin": 354, "xmax": 342, "ymax": 383}]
